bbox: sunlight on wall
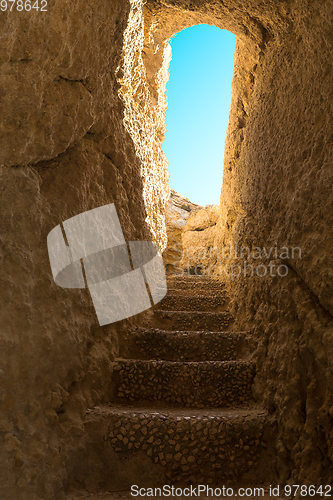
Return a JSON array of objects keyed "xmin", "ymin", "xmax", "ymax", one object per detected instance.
[{"xmin": 117, "ymin": 0, "xmax": 171, "ymax": 253}]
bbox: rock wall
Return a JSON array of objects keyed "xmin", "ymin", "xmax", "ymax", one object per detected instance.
[
  {"xmin": 163, "ymin": 189, "xmax": 201, "ymax": 272},
  {"xmin": 164, "ymin": 191, "xmax": 221, "ymax": 275},
  {"xmin": 1, "ymin": 0, "xmax": 333, "ymax": 497},
  {"xmin": 0, "ymin": 2, "xmax": 154, "ymax": 499},
  {"xmin": 220, "ymin": 25, "xmax": 333, "ymax": 488},
  {"xmin": 180, "ymin": 204, "xmax": 220, "ymax": 274},
  {"xmin": 143, "ymin": 0, "xmax": 333, "ymax": 488}
]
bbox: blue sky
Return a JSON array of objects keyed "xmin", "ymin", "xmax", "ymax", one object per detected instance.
[{"xmin": 162, "ymin": 25, "xmax": 236, "ymax": 207}]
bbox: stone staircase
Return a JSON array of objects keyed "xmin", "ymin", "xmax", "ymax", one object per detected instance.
[{"xmin": 78, "ymin": 275, "xmax": 274, "ymax": 492}]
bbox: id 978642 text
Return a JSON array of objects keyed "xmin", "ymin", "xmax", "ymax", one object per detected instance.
[{"xmin": 1, "ymin": 0, "xmax": 47, "ymax": 11}]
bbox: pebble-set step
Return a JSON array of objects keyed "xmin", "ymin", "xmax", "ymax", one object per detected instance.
[
  {"xmin": 114, "ymin": 359, "xmax": 255, "ymax": 407},
  {"xmin": 82, "ymin": 274, "xmax": 271, "ymax": 487},
  {"xmin": 166, "ymin": 278, "xmax": 226, "ymax": 294},
  {"xmin": 153, "ymin": 310, "xmax": 234, "ymax": 331},
  {"xmin": 84, "ymin": 405, "xmax": 268, "ymax": 485},
  {"xmin": 159, "ymin": 293, "xmax": 228, "ymax": 312},
  {"xmin": 122, "ymin": 327, "xmax": 250, "ymax": 361}
]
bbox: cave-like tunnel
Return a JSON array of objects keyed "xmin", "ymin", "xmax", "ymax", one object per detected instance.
[{"xmin": 1, "ymin": 0, "xmax": 333, "ymax": 498}]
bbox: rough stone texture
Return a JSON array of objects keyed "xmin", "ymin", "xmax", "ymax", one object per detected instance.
[
  {"xmin": 152, "ymin": 309, "xmax": 234, "ymax": 331},
  {"xmin": 114, "ymin": 359, "xmax": 255, "ymax": 408},
  {"xmin": 217, "ymin": 6, "xmax": 333, "ymax": 490},
  {"xmin": 185, "ymin": 205, "xmax": 220, "ymax": 233},
  {"xmin": 159, "ymin": 291, "xmax": 228, "ymax": 311},
  {"xmin": 179, "ymin": 205, "xmax": 220, "ymax": 274},
  {"xmin": 163, "ymin": 189, "xmax": 201, "ymax": 272},
  {"xmin": 0, "ymin": 2, "xmax": 153, "ymax": 499},
  {"xmin": 164, "ymin": 191, "xmax": 221, "ymax": 274},
  {"xmin": 119, "ymin": 328, "xmax": 250, "ymax": 362},
  {"xmin": 79, "ymin": 405, "xmax": 269, "ymax": 488},
  {"xmin": 2, "ymin": 0, "xmax": 333, "ymax": 496},
  {"xmin": 166, "ymin": 274, "xmax": 227, "ymax": 292},
  {"xmin": 143, "ymin": 0, "xmax": 333, "ymax": 488}
]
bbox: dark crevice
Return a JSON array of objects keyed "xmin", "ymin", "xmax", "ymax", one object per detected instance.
[
  {"xmin": 58, "ymin": 75, "xmax": 93, "ymax": 94},
  {"xmin": 259, "ymin": 26, "xmax": 274, "ymax": 50},
  {"xmin": 192, "ymin": 222, "xmax": 217, "ymax": 232},
  {"xmin": 27, "ymin": 124, "xmax": 95, "ymax": 171},
  {"xmin": 241, "ymin": 101, "xmax": 248, "ymax": 118},
  {"xmin": 9, "ymin": 58, "xmax": 33, "ymax": 63},
  {"xmin": 102, "ymin": 152, "xmax": 118, "ymax": 166},
  {"xmin": 285, "ymin": 260, "xmax": 333, "ymax": 323},
  {"xmin": 247, "ymin": 14, "xmax": 274, "ymax": 49}
]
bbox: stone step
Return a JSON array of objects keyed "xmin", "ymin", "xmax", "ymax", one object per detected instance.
[
  {"xmin": 113, "ymin": 359, "xmax": 255, "ymax": 407},
  {"xmin": 166, "ymin": 274, "xmax": 222, "ymax": 281},
  {"xmin": 120, "ymin": 328, "xmax": 250, "ymax": 362},
  {"xmin": 153, "ymin": 310, "xmax": 233, "ymax": 331},
  {"xmin": 81, "ymin": 404, "xmax": 272, "ymax": 488},
  {"xmin": 159, "ymin": 293, "xmax": 228, "ymax": 312},
  {"xmin": 166, "ymin": 275, "xmax": 225, "ymax": 294},
  {"xmin": 166, "ymin": 286, "xmax": 226, "ymax": 297}
]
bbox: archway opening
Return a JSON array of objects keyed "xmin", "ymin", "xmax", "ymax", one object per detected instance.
[{"xmin": 163, "ymin": 24, "xmax": 236, "ymax": 207}]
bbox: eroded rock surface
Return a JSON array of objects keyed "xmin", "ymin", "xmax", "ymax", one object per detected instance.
[
  {"xmin": 164, "ymin": 190, "xmax": 221, "ymax": 274},
  {"xmin": 180, "ymin": 204, "xmax": 220, "ymax": 274},
  {"xmin": 144, "ymin": 1, "xmax": 333, "ymax": 487},
  {"xmin": 0, "ymin": 2, "xmax": 151, "ymax": 499},
  {"xmin": 163, "ymin": 189, "xmax": 201, "ymax": 272}
]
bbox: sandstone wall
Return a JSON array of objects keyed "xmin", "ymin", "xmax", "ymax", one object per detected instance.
[
  {"xmin": 179, "ymin": 204, "xmax": 220, "ymax": 274},
  {"xmin": 221, "ymin": 25, "xmax": 333, "ymax": 487},
  {"xmin": 164, "ymin": 192, "xmax": 221, "ymax": 275},
  {"xmin": 144, "ymin": 0, "xmax": 333, "ymax": 488},
  {"xmin": 0, "ymin": 2, "xmax": 154, "ymax": 498},
  {"xmin": 163, "ymin": 189, "xmax": 201, "ymax": 272}
]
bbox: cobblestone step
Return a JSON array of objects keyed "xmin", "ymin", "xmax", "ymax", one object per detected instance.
[
  {"xmin": 153, "ymin": 310, "xmax": 233, "ymax": 331},
  {"xmin": 166, "ymin": 275, "xmax": 226, "ymax": 294},
  {"xmin": 113, "ymin": 359, "xmax": 255, "ymax": 407},
  {"xmin": 81, "ymin": 404, "xmax": 272, "ymax": 487},
  {"xmin": 74, "ymin": 275, "xmax": 273, "ymax": 493},
  {"xmin": 120, "ymin": 328, "xmax": 250, "ymax": 362},
  {"xmin": 166, "ymin": 274, "xmax": 222, "ymax": 282},
  {"xmin": 159, "ymin": 293, "xmax": 228, "ymax": 312}
]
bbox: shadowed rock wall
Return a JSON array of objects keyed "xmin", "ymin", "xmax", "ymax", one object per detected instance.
[
  {"xmin": 0, "ymin": 2, "xmax": 153, "ymax": 499},
  {"xmin": 221, "ymin": 19, "xmax": 333, "ymax": 488},
  {"xmin": 1, "ymin": 0, "xmax": 333, "ymax": 497},
  {"xmin": 144, "ymin": 0, "xmax": 333, "ymax": 488}
]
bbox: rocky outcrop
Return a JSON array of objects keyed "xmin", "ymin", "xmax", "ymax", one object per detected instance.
[
  {"xmin": 164, "ymin": 191, "xmax": 221, "ymax": 275},
  {"xmin": 163, "ymin": 189, "xmax": 201, "ymax": 272},
  {"xmin": 180, "ymin": 204, "xmax": 220, "ymax": 274}
]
